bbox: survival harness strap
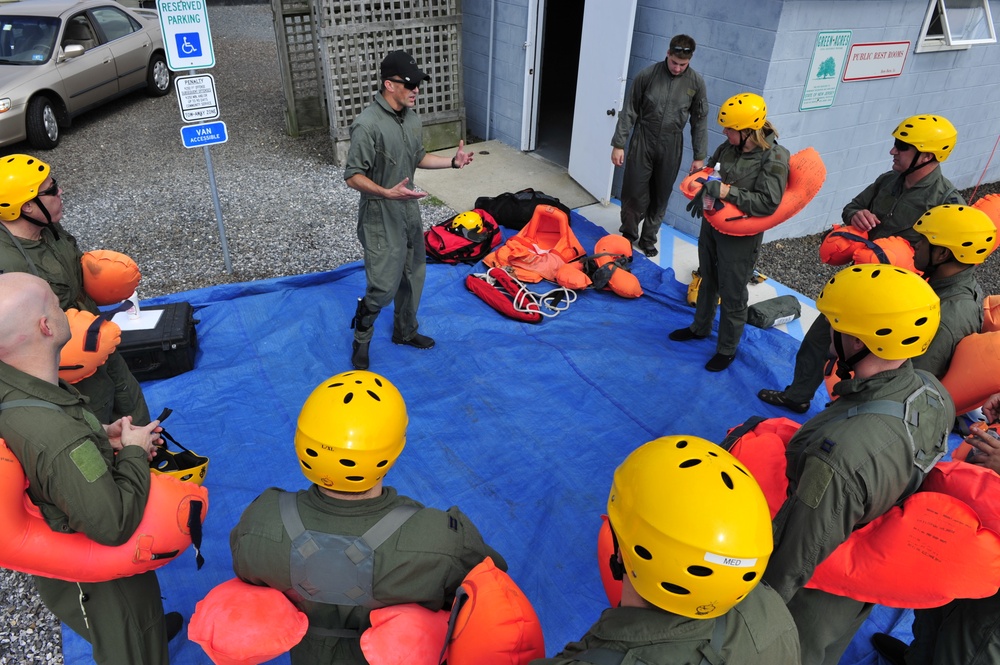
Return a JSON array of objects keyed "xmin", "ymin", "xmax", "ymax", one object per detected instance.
[
  {"xmin": 0, "ymin": 398, "xmax": 205, "ymax": 568},
  {"xmin": 572, "ymin": 613, "xmax": 728, "ymax": 665},
  {"xmin": 571, "ymin": 251, "xmax": 632, "ymax": 291},
  {"xmin": 277, "ymin": 495, "xmax": 419, "ymax": 639},
  {"xmin": 824, "ymin": 229, "xmax": 892, "ymax": 265},
  {"xmin": 826, "ymin": 372, "xmax": 949, "ymax": 500}
]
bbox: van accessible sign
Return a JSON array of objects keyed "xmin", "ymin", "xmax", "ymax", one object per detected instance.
[{"xmin": 157, "ymin": 0, "xmax": 215, "ymax": 71}]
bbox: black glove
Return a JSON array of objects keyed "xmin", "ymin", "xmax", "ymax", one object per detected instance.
[
  {"xmin": 686, "ymin": 177, "xmax": 708, "ymax": 219},
  {"xmin": 702, "ymin": 178, "xmax": 722, "ymax": 200},
  {"xmin": 686, "ymin": 193, "xmax": 705, "ymax": 219}
]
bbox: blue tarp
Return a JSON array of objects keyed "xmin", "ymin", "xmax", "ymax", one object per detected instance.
[{"xmin": 64, "ymin": 213, "xmax": 913, "ymax": 664}]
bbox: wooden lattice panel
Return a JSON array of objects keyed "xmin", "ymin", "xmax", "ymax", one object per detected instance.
[
  {"xmin": 272, "ymin": 0, "xmax": 327, "ymax": 136},
  {"xmin": 314, "ymin": 0, "xmax": 464, "ymax": 161}
]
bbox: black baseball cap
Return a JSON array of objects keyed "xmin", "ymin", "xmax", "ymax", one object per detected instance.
[{"xmin": 380, "ymin": 50, "xmax": 430, "ymax": 86}]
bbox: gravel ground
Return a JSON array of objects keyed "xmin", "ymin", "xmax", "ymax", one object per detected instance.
[{"xmin": 2, "ymin": 4, "xmax": 999, "ymax": 662}]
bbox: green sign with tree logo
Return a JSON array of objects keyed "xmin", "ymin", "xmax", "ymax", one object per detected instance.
[{"xmin": 800, "ymin": 30, "xmax": 852, "ymax": 111}]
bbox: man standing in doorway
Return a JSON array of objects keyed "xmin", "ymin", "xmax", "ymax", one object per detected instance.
[
  {"xmin": 345, "ymin": 50, "xmax": 473, "ymax": 370},
  {"xmin": 611, "ymin": 34, "xmax": 708, "ymax": 258}
]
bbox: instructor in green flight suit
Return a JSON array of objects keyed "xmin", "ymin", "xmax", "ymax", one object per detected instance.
[
  {"xmin": 0, "ymin": 154, "xmax": 150, "ymax": 425},
  {"xmin": 763, "ymin": 265, "xmax": 955, "ymax": 665},
  {"xmin": 611, "ymin": 34, "xmax": 708, "ymax": 258},
  {"xmin": 230, "ymin": 369, "xmax": 506, "ymax": 665},
  {"xmin": 670, "ymin": 93, "xmax": 789, "ymax": 372},
  {"xmin": 0, "ymin": 273, "xmax": 176, "ymax": 665},
  {"xmin": 344, "ymin": 50, "xmax": 474, "ymax": 371},
  {"xmin": 531, "ymin": 435, "xmax": 800, "ymax": 665},
  {"xmin": 758, "ymin": 115, "xmax": 963, "ymax": 414}
]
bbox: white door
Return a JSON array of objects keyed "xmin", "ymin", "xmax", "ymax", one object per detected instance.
[{"xmin": 567, "ymin": 0, "xmax": 638, "ymax": 204}]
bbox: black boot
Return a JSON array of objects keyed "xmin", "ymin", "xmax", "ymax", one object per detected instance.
[
  {"xmin": 349, "ymin": 298, "xmax": 377, "ymax": 370},
  {"xmin": 351, "ymin": 341, "xmax": 370, "ymax": 370}
]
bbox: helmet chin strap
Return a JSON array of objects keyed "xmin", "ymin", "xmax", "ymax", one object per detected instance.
[
  {"xmin": 901, "ymin": 150, "xmax": 934, "ymax": 178},
  {"xmin": 22, "ymin": 198, "xmax": 58, "ymax": 238},
  {"xmin": 737, "ymin": 129, "xmax": 750, "ymax": 152},
  {"xmin": 833, "ymin": 330, "xmax": 869, "ymax": 379}
]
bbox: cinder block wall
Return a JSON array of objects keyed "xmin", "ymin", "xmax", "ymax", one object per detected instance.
[
  {"xmin": 460, "ymin": 0, "xmax": 1000, "ymax": 240},
  {"xmin": 462, "ymin": 0, "xmax": 528, "ymax": 148}
]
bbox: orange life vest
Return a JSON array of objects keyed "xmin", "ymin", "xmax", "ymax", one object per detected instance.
[
  {"xmin": 555, "ymin": 235, "xmax": 643, "ymax": 299},
  {"xmin": 189, "ymin": 578, "xmax": 310, "ymax": 665},
  {"xmin": 192, "ymin": 557, "xmax": 545, "ymax": 665},
  {"xmin": 0, "ymin": 437, "xmax": 207, "ymax": 583},
  {"xmin": 80, "ymin": 249, "xmax": 141, "ymax": 306},
  {"xmin": 58, "ymin": 308, "xmax": 120, "ymax": 384},
  {"xmin": 484, "ymin": 205, "xmax": 586, "ymax": 283},
  {"xmin": 679, "ymin": 147, "xmax": 826, "ymax": 237},
  {"xmin": 723, "ymin": 418, "xmax": 1000, "ymax": 608}
]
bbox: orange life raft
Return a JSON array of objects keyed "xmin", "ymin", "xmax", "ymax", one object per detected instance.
[
  {"xmin": 81, "ymin": 250, "xmax": 141, "ymax": 306},
  {"xmin": 483, "ymin": 205, "xmax": 586, "ymax": 283},
  {"xmin": 679, "ymin": 146, "xmax": 826, "ymax": 237},
  {"xmin": 0, "ymin": 438, "xmax": 208, "ymax": 583}
]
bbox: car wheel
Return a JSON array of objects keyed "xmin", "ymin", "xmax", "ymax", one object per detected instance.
[
  {"xmin": 146, "ymin": 53, "xmax": 171, "ymax": 96},
  {"xmin": 26, "ymin": 96, "xmax": 59, "ymax": 149}
]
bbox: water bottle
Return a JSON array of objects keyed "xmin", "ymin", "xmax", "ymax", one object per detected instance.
[{"xmin": 702, "ymin": 162, "xmax": 722, "ymax": 211}]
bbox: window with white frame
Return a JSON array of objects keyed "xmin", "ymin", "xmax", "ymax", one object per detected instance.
[{"xmin": 916, "ymin": 0, "xmax": 996, "ymax": 52}]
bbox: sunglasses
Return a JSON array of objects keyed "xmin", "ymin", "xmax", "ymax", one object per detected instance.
[
  {"xmin": 893, "ymin": 138, "xmax": 915, "ymax": 152},
  {"xmin": 37, "ymin": 177, "xmax": 59, "ymax": 197},
  {"xmin": 387, "ymin": 77, "xmax": 420, "ymax": 90},
  {"xmin": 671, "ymin": 47, "xmax": 693, "ymax": 54}
]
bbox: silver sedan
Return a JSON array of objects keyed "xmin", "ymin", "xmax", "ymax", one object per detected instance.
[{"xmin": 0, "ymin": 0, "xmax": 171, "ymax": 149}]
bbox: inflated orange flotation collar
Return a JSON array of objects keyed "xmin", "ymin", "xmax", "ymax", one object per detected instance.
[
  {"xmin": 81, "ymin": 250, "xmax": 141, "ymax": 306},
  {"xmin": 940, "ymin": 330, "xmax": 1000, "ymax": 414},
  {"xmin": 483, "ymin": 205, "xmax": 586, "ymax": 283},
  {"xmin": 724, "ymin": 418, "xmax": 1000, "ymax": 608},
  {"xmin": 189, "ymin": 578, "xmax": 310, "ymax": 665},
  {"xmin": 679, "ymin": 146, "xmax": 826, "ymax": 237},
  {"xmin": 556, "ymin": 235, "xmax": 643, "ymax": 299},
  {"xmin": 58, "ymin": 308, "xmax": 121, "ymax": 384},
  {"xmin": 818, "ymin": 225, "xmax": 918, "ymax": 272},
  {"xmin": 0, "ymin": 437, "xmax": 207, "ymax": 583},
  {"xmin": 193, "ymin": 556, "xmax": 545, "ymax": 665}
]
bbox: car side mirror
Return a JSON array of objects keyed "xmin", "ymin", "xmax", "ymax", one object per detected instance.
[{"xmin": 61, "ymin": 44, "xmax": 85, "ymax": 60}]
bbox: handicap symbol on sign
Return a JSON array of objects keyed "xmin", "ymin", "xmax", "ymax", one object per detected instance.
[{"xmin": 175, "ymin": 32, "xmax": 202, "ymax": 58}]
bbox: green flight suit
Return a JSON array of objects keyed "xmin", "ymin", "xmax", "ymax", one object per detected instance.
[
  {"xmin": 912, "ymin": 268, "xmax": 983, "ymax": 378},
  {"xmin": 690, "ymin": 133, "xmax": 789, "ymax": 355},
  {"xmin": 230, "ymin": 485, "xmax": 507, "ymax": 665},
  {"xmin": 764, "ymin": 365, "xmax": 954, "ymax": 665},
  {"xmin": 781, "ymin": 169, "xmax": 963, "ymax": 403},
  {"xmin": 530, "ymin": 583, "xmax": 800, "ymax": 665},
  {"xmin": 0, "ymin": 222, "xmax": 150, "ymax": 425},
  {"xmin": 612, "ymin": 62, "xmax": 708, "ymax": 248},
  {"xmin": 0, "ymin": 362, "xmax": 167, "ymax": 665},
  {"xmin": 344, "ymin": 94, "xmax": 428, "ymax": 343},
  {"xmin": 906, "ymin": 589, "xmax": 1000, "ymax": 664}
]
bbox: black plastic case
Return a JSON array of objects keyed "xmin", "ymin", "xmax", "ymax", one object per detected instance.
[{"xmin": 118, "ymin": 303, "xmax": 199, "ymax": 381}]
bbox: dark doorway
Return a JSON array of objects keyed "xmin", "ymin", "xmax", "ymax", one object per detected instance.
[{"xmin": 533, "ymin": 0, "xmax": 584, "ymax": 167}]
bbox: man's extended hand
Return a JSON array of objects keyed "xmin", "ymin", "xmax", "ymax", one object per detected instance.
[
  {"xmin": 453, "ymin": 140, "xmax": 473, "ymax": 168},
  {"xmin": 385, "ymin": 177, "xmax": 427, "ymax": 200}
]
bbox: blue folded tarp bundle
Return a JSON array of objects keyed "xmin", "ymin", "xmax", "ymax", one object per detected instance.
[{"xmin": 64, "ymin": 212, "xmax": 913, "ymax": 664}]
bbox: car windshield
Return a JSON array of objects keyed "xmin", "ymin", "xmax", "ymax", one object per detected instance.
[{"xmin": 0, "ymin": 16, "xmax": 60, "ymax": 65}]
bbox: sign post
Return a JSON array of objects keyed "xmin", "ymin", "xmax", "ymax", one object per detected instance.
[{"xmin": 157, "ymin": 0, "xmax": 232, "ymax": 273}]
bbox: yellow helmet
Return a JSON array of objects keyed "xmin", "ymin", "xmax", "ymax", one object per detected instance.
[
  {"xmin": 914, "ymin": 204, "xmax": 997, "ymax": 265},
  {"xmin": 892, "ymin": 115, "xmax": 957, "ymax": 162},
  {"xmin": 607, "ymin": 435, "xmax": 772, "ymax": 619},
  {"xmin": 0, "ymin": 154, "xmax": 49, "ymax": 221},
  {"xmin": 817, "ymin": 264, "xmax": 940, "ymax": 360},
  {"xmin": 717, "ymin": 93, "xmax": 767, "ymax": 131},
  {"xmin": 294, "ymin": 370, "xmax": 408, "ymax": 492},
  {"xmin": 150, "ymin": 441, "xmax": 209, "ymax": 485},
  {"xmin": 450, "ymin": 210, "xmax": 484, "ymax": 234}
]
